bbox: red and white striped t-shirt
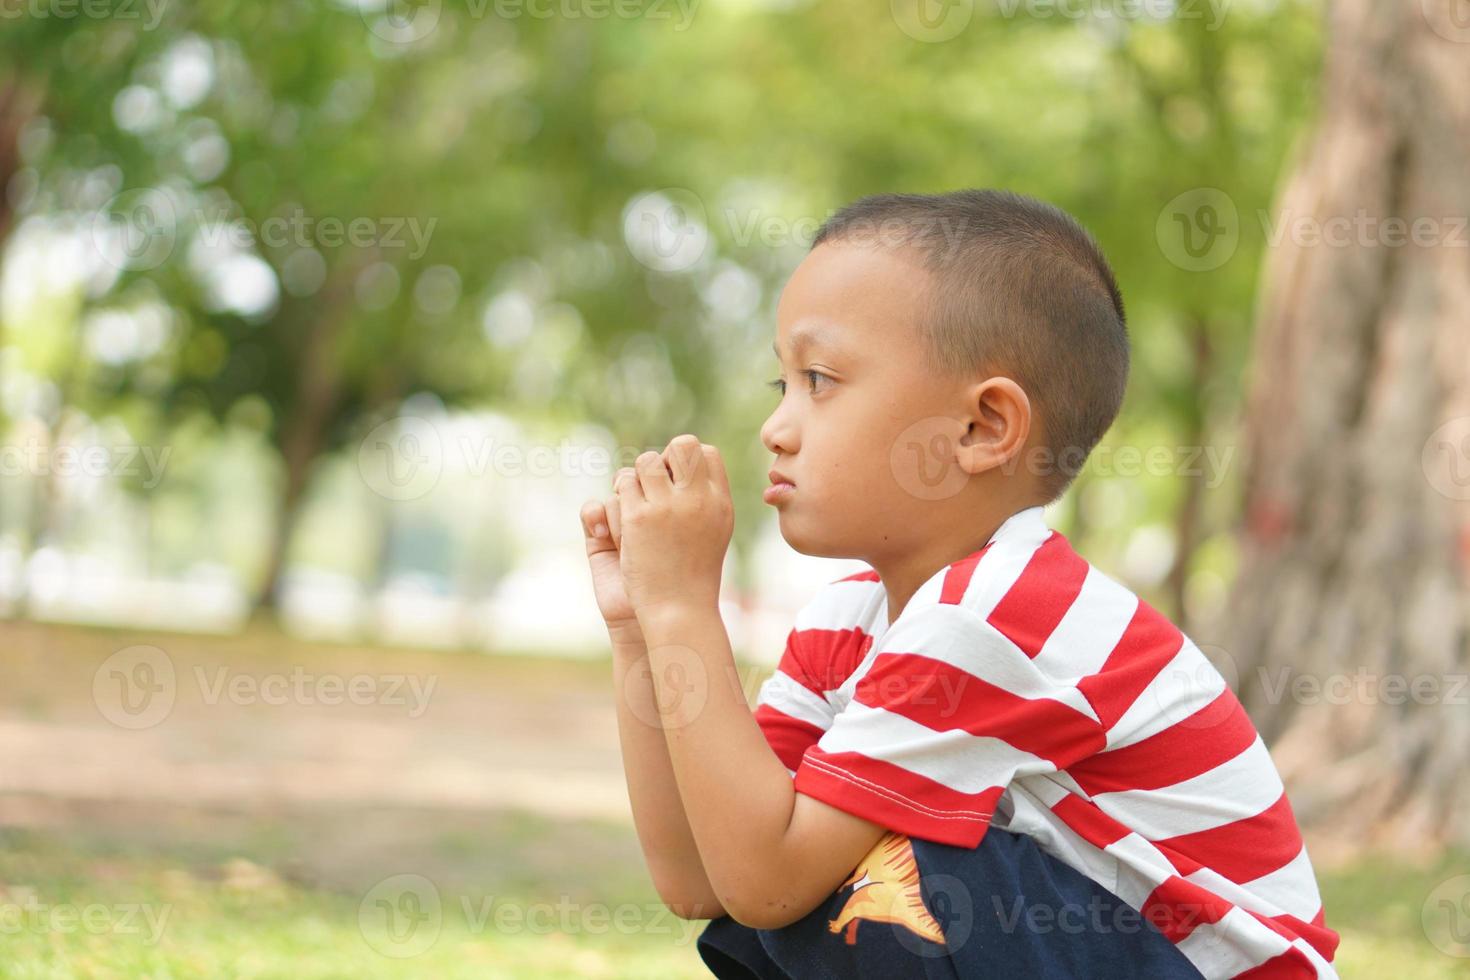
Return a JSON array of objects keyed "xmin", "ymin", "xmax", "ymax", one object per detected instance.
[{"xmin": 753, "ymin": 504, "xmax": 1340, "ymax": 979}]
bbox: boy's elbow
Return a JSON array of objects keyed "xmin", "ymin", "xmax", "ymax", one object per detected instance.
[
  {"xmin": 719, "ymin": 888, "xmax": 811, "ymax": 931},
  {"xmin": 651, "ymin": 859, "xmax": 816, "ymax": 928},
  {"xmin": 649, "ymin": 869, "xmax": 725, "ymax": 920},
  {"xmin": 664, "ymin": 895, "xmax": 725, "ymax": 920},
  {"xmin": 649, "ymin": 869, "xmax": 789, "ymax": 926}
]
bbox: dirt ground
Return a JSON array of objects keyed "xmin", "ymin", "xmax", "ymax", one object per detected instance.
[{"xmin": 0, "ymin": 618, "xmax": 696, "ymax": 900}]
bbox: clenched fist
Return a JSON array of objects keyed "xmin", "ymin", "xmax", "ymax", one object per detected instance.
[{"xmin": 579, "ymin": 434, "xmax": 733, "ymax": 639}]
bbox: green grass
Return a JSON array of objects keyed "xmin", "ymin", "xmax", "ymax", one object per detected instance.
[
  {"xmin": 3, "ymin": 831, "xmax": 1467, "ymax": 978},
  {"xmin": 0, "ymin": 829, "xmax": 709, "ymax": 979},
  {"xmin": 1, "ymin": 619, "xmax": 1463, "ymax": 978},
  {"xmin": 1316, "ymin": 851, "xmax": 1470, "ymax": 978}
]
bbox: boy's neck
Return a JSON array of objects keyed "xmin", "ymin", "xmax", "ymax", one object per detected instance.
[{"xmin": 870, "ymin": 497, "xmax": 1040, "ymax": 629}]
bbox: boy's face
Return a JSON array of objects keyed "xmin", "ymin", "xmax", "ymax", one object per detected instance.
[{"xmin": 760, "ymin": 241, "xmax": 973, "ymax": 561}]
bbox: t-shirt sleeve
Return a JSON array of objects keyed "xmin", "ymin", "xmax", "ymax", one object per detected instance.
[
  {"xmin": 753, "ymin": 626, "xmax": 838, "ymax": 775},
  {"xmin": 791, "ymin": 602, "xmax": 1108, "ymax": 848}
]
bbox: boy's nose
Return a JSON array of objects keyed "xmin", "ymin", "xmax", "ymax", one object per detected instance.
[{"xmin": 760, "ymin": 408, "xmax": 797, "ymax": 457}]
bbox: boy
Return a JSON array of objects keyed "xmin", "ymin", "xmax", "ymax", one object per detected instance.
[{"xmin": 579, "ymin": 190, "xmax": 1339, "ymax": 978}]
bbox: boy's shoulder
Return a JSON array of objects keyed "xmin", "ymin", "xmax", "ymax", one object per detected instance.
[
  {"xmin": 797, "ymin": 504, "xmax": 1198, "ymax": 690},
  {"xmin": 790, "ymin": 505, "xmax": 1127, "ymax": 636},
  {"xmin": 789, "ymin": 502, "xmax": 1204, "ymax": 658},
  {"xmin": 883, "ymin": 505, "xmax": 1142, "ymax": 643}
]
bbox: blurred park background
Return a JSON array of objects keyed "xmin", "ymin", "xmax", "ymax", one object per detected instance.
[{"xmin": 2, "ymin": 0, "xmax": 1469, "ymax": 975}]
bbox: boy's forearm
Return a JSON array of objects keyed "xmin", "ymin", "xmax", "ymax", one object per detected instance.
[
  {"xmin": 635, "ymin": 604, "xmax": 799, "ymax": 915},
  {"xmin": 609, "ymin": 631, "xmax": 724, "ymax": 918}
]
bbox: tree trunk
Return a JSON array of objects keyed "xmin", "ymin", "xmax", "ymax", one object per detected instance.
[
  {"xmin": 1165, "ymin": 315, "xmax": 1213, "ymax": 631},
  {"xmin": 0, "ymin": 73, "xmax": 35, "ymax": 245},
  {"xmin": 1219, "ymin": 0, "xmax": 1470, "ymax": 855},
  {"xmin": 251, "ymin": 289, "xmax": 354, "ymax": 613},
  {"xmin": 0, "ymin": 74, "xmax": 40, "ymax": 568}
]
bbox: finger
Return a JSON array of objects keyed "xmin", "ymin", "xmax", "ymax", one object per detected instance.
[
  {"xmin": 616, "ymin": 462, "xmax": 646, "ymax": 507},
  {"xmin": 613, "ymin": 466, "xmax": 639, "ymax": 504},
  {"xmin": 580, "ymin": 499, "xmax": 615, "ymax": 554},
  {"xmin": 604, "ymin": 491, "xmax": 623, "ymax": 549},
  {"xmin": 702, "ymin": 444, "xmax": 730, "ymax": 494},
  {"xmin": 635, "ymin": 450, "xmax": 672, "ymax": 503},
  {"xmin": 664, "ymin": 434, "xmax": 705, "ymax": 488},
  {"xmin": 580, "ymin": 499, "xmax": 608, "ymax": 539}
]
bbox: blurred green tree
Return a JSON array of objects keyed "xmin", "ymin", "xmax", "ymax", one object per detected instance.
[{"xmin": 0, "ymin": 1, "xmax": 1322, "ymax": 630}]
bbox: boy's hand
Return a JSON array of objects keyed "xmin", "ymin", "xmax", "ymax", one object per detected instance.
[
  {"xmin": 579, "ymin": 491, "xmax": 641, "ymax": 643},
  {"xmin": 579, "ymin": 437, "xmax": 723, "ymax": 642},
  {"xmin": 616, "ymin": 434, "xmax": 734, "ymax": 624}
]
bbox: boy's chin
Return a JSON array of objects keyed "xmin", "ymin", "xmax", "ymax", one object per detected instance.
[{"xmin": 776, "ymin": 514, "xmax": 856, "ymax": 560}]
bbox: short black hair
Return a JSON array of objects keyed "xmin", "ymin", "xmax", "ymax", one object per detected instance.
[{"xmin": 811, "ymin": 188, "xmax": 1129, "ymax": 503}]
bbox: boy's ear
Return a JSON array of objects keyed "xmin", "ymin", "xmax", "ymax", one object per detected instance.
[{"xmin": 955, "ymin": 377, "xmax": 1031, "ymax": 477}]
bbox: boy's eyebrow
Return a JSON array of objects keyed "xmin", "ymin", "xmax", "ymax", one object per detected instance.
[{"xmin": 772, "ymin": 322, "xmax": 842, "ymax": 361}]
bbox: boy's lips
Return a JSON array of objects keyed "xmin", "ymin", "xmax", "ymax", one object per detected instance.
[{"xmin": 764, "ymin": 469, "xmax": 796, "ymax": 505}]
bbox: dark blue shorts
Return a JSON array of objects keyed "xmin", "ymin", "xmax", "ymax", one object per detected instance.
[{"xmin": 697, "ymin": 826, "xmax": 1205, "ymax": 979}]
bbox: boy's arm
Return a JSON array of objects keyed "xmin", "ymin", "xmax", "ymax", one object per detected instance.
[
  {"xmin": 638, "ymin": 603, "xmax": 887, "ymax": 930},
  {"xmin": 581, "ymin": 486, "xmax": 724, "ymax": 920},
  {"xmin": 616, "ymin": 437, "xmax": 888, "ymax": 929},
  {"xmin": 606, "ymin": 622, "xmax": 726, "ymax": 920}
]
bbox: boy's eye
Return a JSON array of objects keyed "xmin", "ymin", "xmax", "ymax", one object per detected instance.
[{"xmin": 767, "ymin": 370, "xmax": 831, "ymax": 397}]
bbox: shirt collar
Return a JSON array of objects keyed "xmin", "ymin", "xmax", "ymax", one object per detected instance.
[
  {"xmin": 875, "ymin": 505, "xmax": 1054, "ymax": 630},
  {"xmin": 985, "ymin": 504, "xmax": 1052, "ymax": 551}
]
